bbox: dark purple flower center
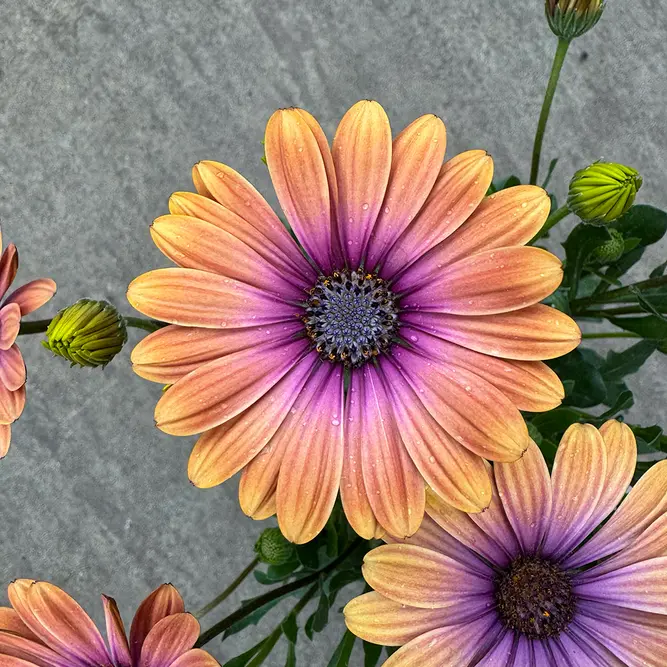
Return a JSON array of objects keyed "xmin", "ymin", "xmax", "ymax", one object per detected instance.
[
  {"xmin": 304, "ymin": 270, "xmax": 399, "ymax": 367},
  {"xmin": 495, "ymin": 556, "xmax": 576, "ymax": 639}
]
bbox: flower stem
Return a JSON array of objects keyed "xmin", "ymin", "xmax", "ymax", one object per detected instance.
[
  {"xmin": 124, "ymin": 317, "xmax": 168, "ymax": 333},
  {"xmin": 529, "ymin": 37, "xmax": 571, "ymax": 185},
  {"xmin": 194, "ymin": 558, "xmax": 260, "ymax": 620},
  {"xmin": 572, "ymin": 275, "xmax": 667, "ymax": 309},
  {"xmin": 581, "ymin": 332, "xmax": 642, "ymax": 340},
  {"xmin": 18, "ymin": 319, "xmax": 51, "ymax": 335},
  {"xmin": 195, "ymin": 538, "xmax": 364, "ymax": 648},
  {"xmin": 577, "ymin": 306, "xmax": 647, "ymax": 318},
  {"xmin": 530, "ymin": 204, "xmax": 570, "ymax": 243}
]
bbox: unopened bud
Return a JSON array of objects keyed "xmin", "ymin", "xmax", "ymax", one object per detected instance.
[
  {"xmin": 545, "ymin": 0, "xmax": 605, "ymax": 40},
  {"xmin": 43, "ymin": 299, "xmax": 127, "ymax": 368},
  {"xmin": 590, "ymin": 228, "xmax": 625, "ymax": 265},
  {"xmin": 254, "ymin": 527, "xmax": 296, "ymax": 565},
  {"xmin": 568, "ymin": 162, "xmax": 642, "ymax": 225}
]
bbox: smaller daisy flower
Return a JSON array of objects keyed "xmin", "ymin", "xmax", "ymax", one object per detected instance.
[
  {"xmin": 0, "ymin": 580, "xmax": 219, "ymax": 667},
  {"xmin": 0, "ymin": 231, "xmax": 56, "ymax": 457},
  {"xmin": 345, "ymin": 421, "xmax": 667, "ymax": 666}
]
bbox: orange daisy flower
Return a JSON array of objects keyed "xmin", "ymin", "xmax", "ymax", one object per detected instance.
[
  {"xmin": 0, "ymin": 229, "xmax": 56, "ymax": 457},
  {"xmin": 0, "ymin": 580, "xmax": 218, "ymax": 667},
  {"xmin": 127, "ymin": 101, "xmax": 580, "ymax": 544}
]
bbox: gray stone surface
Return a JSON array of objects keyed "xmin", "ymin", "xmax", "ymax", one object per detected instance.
[{"xmin": 0, "ymin": 0, "xmax": 665, "ymax": 664}]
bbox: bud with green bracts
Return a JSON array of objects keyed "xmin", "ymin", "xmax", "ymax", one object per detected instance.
[
  {"xmin": 545, "ymin": 0, "xmax": 604, "ymax": 40},
  {"xmin": 567, "ymin": 162, "xmax": 642, "ymax": 225},
  {"xmin": 254, "ymin": 527, "xmax": 296, "ymax": 565},
  {"xmin": 589, "ymin": 228, "xmax": 625, "ymax": 265},
  {"xmin": 43, "ymin": 299, "xmax": 127, "ymax": 368}
]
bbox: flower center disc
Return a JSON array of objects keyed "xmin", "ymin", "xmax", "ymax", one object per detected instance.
[
  {"xmin": 304, "ymin": 270, "xmax": 399, "ymax": 366},
  {"xmin": 495, "ymin": 556, "xmax": 576, "ymax": 639}
]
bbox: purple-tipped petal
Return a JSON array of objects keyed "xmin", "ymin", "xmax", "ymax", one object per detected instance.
[{"xmin": 102, "ymin": 595, "xmax": 131, "ymax": 667}]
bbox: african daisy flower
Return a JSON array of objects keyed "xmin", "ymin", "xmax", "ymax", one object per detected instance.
[
  {"xmin": 127, "ymin": 100, "xmax": 581, "ymax": 544},
  {"xmin": 0, "ymin": 580, "xmax": 218, "ymax": 667},
  {"xmin": 0, "ymin": 230, "xmax": 56, "ymax": 457},
  {"xmin": 345, "ymin": 421, "xmax": 667, "ymax": 666}
]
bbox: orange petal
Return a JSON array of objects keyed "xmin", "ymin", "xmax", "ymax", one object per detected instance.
[
  {"xmin": 0, "ymin": 245, "xmax": 18, "ymax": 301},
  {"xmin": 0, "ymin": 304, "xmax": 21, "ymax": 351},
  {"xmin": 362, "ymin": 544, "xmax": 493, "ymax": 609},
  {"xmin": 265, "ymin": 108, "xmax": 334, "ymax": 271},
  {"xmin": 0, "ymin": 632, "xmax": 69, "ymax": 667},
  {"xmin": 154, "ymin": 339, "xmax": 308, "ymax": 436},
  {"xmin": 0, "ymin": 424, "xmax": 10, "ymax": 458},
  {"xmin": 188, "ymin": 355, "xmax": 315, "ymax": 488},
  {"xmin": 389, "ymin": 348, "xmax": 530, "ymax": 462},
  {"xmin": 0, "ymin": 384, "xmax": 25, "ymax": 425},
  {"xmin": 382, "ymin": 150, "xmax": 492, "ymax": 278},
  {"xmin": 332, "ymin": 100, "xmax": 392, "ymax": 268},
  {"xmin": 277, "ymin": 364, "xmax": 344, "ymax": 543},
  {"xmin": 102, "ymin": 595, "xmax": 131, "ymax": 667},
  {"xmin": 139, "ymin": 613, "xmax": 199, "ymax": 667},
  {"xmin": 8, "ymin": 580, "xmax": 110, "ymax": 666},
  {"xmin": 0, "ymin": 346, "xmax": 26, "ymax": 392},
  {"xmin": 380, "ymin": 358, "xmax": 492, "ymax": 513},
  {"xmin": 365, "ymin": 114, "xmax": 447, "ymax": 270},
  {"xmin": 169, "ymin": 649, "xmax": 221, "ymax": 667},
  {"xmin": 404, "ymin": 246, "xmax": 563, "ymax": 315},
  {"xmin": 542, "ymin": 424, "xmax": 608, "ymax": 559},
  {"xmin": 168, "ymin": 189, "xmax": 313, "ymax": 285},
  {"xmin": 341, "ymin": 368, "xmax": 384, "ymax": 539},
  {"xmin": 6, "ymin": 279, "xmax": 56, "ymax": 317},
  {"xmin": 129, "ymin": 584, "xmax": 184, "ymax": 666},
  {"xmin": 127, "ymin": 268, "xmax": 299, "ymax": 328},
  {"xmin": 403, "ymin": 304, "xmax": 581, "ymax": 361},
  {"xmin": 0, "ymin": 608, "xmax": 39, "ymax": 640}
]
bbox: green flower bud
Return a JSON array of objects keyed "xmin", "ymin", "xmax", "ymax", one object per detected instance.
[
  {"xmin": 254, "ymin": 527, "xmax": 296, "ymax": 565},
  {"xmin": 567, "ymin": 162, "xmax": 642, "ymax": 225},
  {"xmin": 589, "ymin": 228, "xmax": 625, "ymax": 265},
  {"xmin": 545, "ymin": 0, "xmax": 605, "ymax": 40},
  {"xmin": 43, "ymin": 299, "xmax": 127, "ymax": 368}
]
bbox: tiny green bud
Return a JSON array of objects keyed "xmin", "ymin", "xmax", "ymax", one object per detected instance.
[
  {"xmin": 42, "ymin": 299, "xmax": 127, "ymax": 368},
  {"xmin": 545, "ymin": 0, "xmax": 605, "ymax": 40},
  {"xmin": 254, "ymin": 527, "xmax": 296, "ymax": 565},
  {"xmin": 589, "ymin": 228, "xmax": 625, "ymax": 265},
  {"xmin": 567, "ymin": 162, "xmax": 642, "ymax": 225}
]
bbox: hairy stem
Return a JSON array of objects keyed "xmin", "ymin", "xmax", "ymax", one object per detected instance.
[
  {"xmin": 194, "ymin": 558, "xmax": 260, "ymax": 620},
  {"xmin": 18, "ymin": 319, "xmax": 51, "ymax": 335},
  {"xmin": 124, "ymin": 317, "xmax": 168, "ymax": 332}
]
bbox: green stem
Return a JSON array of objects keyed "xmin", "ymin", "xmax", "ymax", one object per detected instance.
[
  {"xmin": 124, "ymin": 317, "xmax": 168, "ymax": 333},
  {"xmin": 581, "ymin": 332, "xmax": 642, "ymax": 340},
  {"xmin": 530, "ymin": 204, "xmax": 570, "ymax": 243},
  {"xmin": 529, "ymin": 37, "xmax": 571, "ymax": 185},
  {"xmin": 195, "ymin": 538, "xmax": 364, "ymax": 648},
  {"xmin": 18, "ymin": 319, "xmax": 51, "ymax": 335},
  {"xmin": 194, "ymin": 558, "xmax": 260, "ymax": 620},
  {"xmin": 572, "ymin": 275, "xmax": 667, "ymax": 308},
  {"xmin": 577, "ymin": 306, "xmax": 647, "ymax": 318}
]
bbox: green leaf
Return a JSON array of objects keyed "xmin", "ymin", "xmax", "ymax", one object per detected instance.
[
  {"xmin": 296, "ymin": 541, "xmax": 323, "ymax": 571},
  {"xmin": 538, "ymin": 438, "xmax": 559, "ymax": 468},
  {"xmin": 541, "ymin": 158, "xmax": 559, "ymax": 189},
  {"xmin": 622, "ymin": 237, "xmax": 642, "ymax": 254},
  {"xmin": 327, "ymin": 630, "xmax": 356, "ymax": 667},
  {"xmin": 527, "ymin": 421, "xmax": 543, "ymax": 445},
  {"xmin": 596, "ymin": 389, "xmax": 634, "ymax": 418},
  {"xmin": 651, "ymin": 260, "xmax": 667, "ymax": 278},
  {"xmin": 531, "ymin": 408, "xmax": 582, "ymax": 439},
  {"xmin": 549, "ymin": 349, "xmax": 608, "ymax": 407},
  {"xmin": 562, "ymin": 223, "xmax": 612, "ymax": 300},
  {"xmin": 281, "ymin": 613, "xmax": 298, "ymax": 644},
  {"xmin": 254, "ymin": 560, "xmax": 300, "ymax": 585},
  {"xmin": 285, "ymin": 643, "xmax": 296, "ymax": 667},
  {"xmin": 223, "ymin": 594, "xmax": 291, "ymax": 639},
  {"xmin": 223, "ymin": 633, "xmax": 280, "ymax": 667},
  {"xmin": 630, "ymin": 425, "xmax": 667, "ymax": 454},
  {"xmin": 610, "ymin": 315, "xmax": 667, "ymax": 340},
  {"xmin": 363, "ymin": 642, "xmax": 383, "ymax": 667},
  {"xmin": 629, "ymin": 287, "xmax": 667, "ymax": 324},
  {"xmin": 614, "ymin": 205, "xmax": 667, "ymax": 246},
  {"xmin": 599, "ymin": 341, "xmax": 658, "ymax": 381},
  {"xmin": 305, "ymin": 591, "xmax": 330, "ymax": 637}
]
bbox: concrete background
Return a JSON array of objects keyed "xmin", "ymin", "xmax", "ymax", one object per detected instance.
[{"xmin": 0, "ymin": 0, "xmax": 665, "ymax": 664}]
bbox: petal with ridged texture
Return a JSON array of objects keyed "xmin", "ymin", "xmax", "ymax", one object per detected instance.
[
  {"xmin": 7, "ymin": 580, "xmax": 110, "ymax": 667},
  {"xmin": 102, "ymin": 596, "xmax": 131, "ymax": 667},
  {"xmin": 383, "ymin": 150, "xmax": 492, "ymax": 280},
  {"xmin": 403, "ymin": 304, "xmax": 581, "ymax": 361},
  {"xmin": 565, "ymin": 459, "xmax": 667, "ymax": 569},
  {"xmin": 380, "ymin": 358, "xmax": 492, "ymax": 513},
  {"xmin": 5, "ymin": 279, "xmax": 56, "ymax": 317},
  {"xmin": 341, "ymin": 369, "xmax": 383, "ymax": 540},
  {"xmin": 0, "ymin": 425, "xmax": 10, "ymax": 458},
  {"xmin": 344, "ymin": 591, "xmax": 490, "ymax": 646},
  {"xmin": 168, "ymin": 189, "xmax": 313, "ymax": 286},
  {"xmin": 131, "ymin": 321, "xmax": 303, "ymax": 384},
  {"xmin": 0, "ymin": 608, "xmax": 39, "ymax": 640},
  {"xmin": 168, "ymin": 649, "xmax": 220, "ymax": 667},
  {"xmin": 188, "ymin": 354, "xmax": 315, "ymax": 488},
  {"xmin": 356, "ymin": 364, "xmax": 425, "ymax": 538},
  {"xmin": 0, "ymin": 635, "xmax": 72, "ymax": 667},
  {"xmin": 494, "ymin": 440, "xmax": 552, "ymax": 556},
  {"xmin": 150, "ymin": 215, "xmax": 306, "ymax": 300},
  {"xmin": 265, "ymin": 108, "xmax": 333, "ymax": 271},
  {"xmin": 383, "ymin": 614, "xmax": 500, "ymax": 667},
  {"xmin": 0, "ymin": 245, "xmax": 18, "ymax": 301},
  {"xmin": 403, "ymin": 246, "xmax": 563, "ymax": 315},
  {"xmin": 139, "ymin": 614, "xmax": 199, "ymax": 667},
  {"xmin": 154, "ymin": 339, "xmax": 308, "ymax": 436},
  {"xmin": 473, "ymin": 631, "xmax": 515, "ymax": 667},
  {"xmin": 332, "ymin": 100, "xmax": 392, "ymax": 269},
  {"xmin": 129, "ymin": 584, "xmax": 184, "ymax": 666},
  {"xmin": 542, "ymin": 424, "xmax": 607, "ymax": 560},
  {"xmin": 0, "ymin": 384, "xmax": 25, "ymax": 425},
  {"xmin": 362, "ymin": 544, "xmax": 493, "ymax": 610},
  {"xmin": 557, "ymin": 627, "xmax": 626, "ymax": 667},
  {"xmin": 0, "ymin": 304, "xmax": 21, "ymax": 351},
  {"xmin": 277, "ymin": 364, "xmax": 344, "ymax": 543},
  {"xmin": 390, "ymin": 347, "xmax": 530, "ymax": 462},
  {"xmin": 0, "ymin": 346, "xmax": 26, "ymax": 392},
  {"xmin": 127, "ymin": 268, "xmax": 299, "ymax": 329},
  {"xmin": 365, "ymin": 114, "xmax": 447, "ymax": 270}
]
